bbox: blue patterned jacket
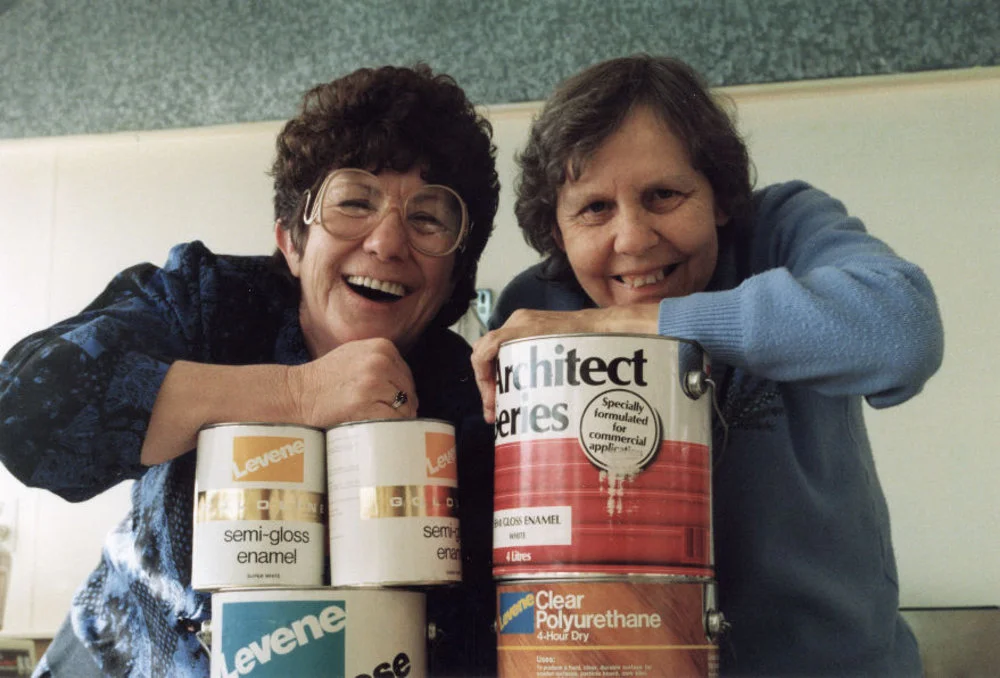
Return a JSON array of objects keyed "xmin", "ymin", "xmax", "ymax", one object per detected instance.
[{"xmin": 0, "ymin": 241, "xmax": 495, "ymax": 677}]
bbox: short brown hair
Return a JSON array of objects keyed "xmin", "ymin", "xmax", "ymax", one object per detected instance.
[
  {"xmin": 271, "ymin": 64, "xmax": 499, "ymax": 327},
  {"xmin": 515, "ymin": 54, "xmax": 753, "ymax": 279}
]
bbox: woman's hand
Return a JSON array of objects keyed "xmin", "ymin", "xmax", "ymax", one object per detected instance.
[
  {"xmin": 471, "ymin": 305, "xmax": 660, "ymax": 423},
  {"xmin": 288, "ymin": 337, "xmax": 418, "ymax": 427},
  {"xmin": 142, "ymin": 338, "xmax": 417, "ymax": 466}
]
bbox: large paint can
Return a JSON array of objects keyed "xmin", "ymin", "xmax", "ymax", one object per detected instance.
[
  {"xmin": 493, "ymin": 334, "xmax": 713, "ymax": 579},
  {"xmin": 192, "ymin": 423, "xmax": 326, "ymax": 591},
  {"xmin": 210, "ymin": 588, "xmax": 427, "ymax": 678},
  {"xmin": 327, "ymin": 418, "xmax": 462, "ymax": 587},
  {"xmin": 496, "ymin": 579, "xmax": 721, "ymax": 678}
]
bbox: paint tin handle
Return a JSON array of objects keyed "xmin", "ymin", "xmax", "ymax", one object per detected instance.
[
  {"xmin": 683, "ymin": 371, "xmax": 730, "ymax": 473},
  {"xmin": 195, "ymin": 622, "xmax": 211, "ymax": 656},
  {"xmin": 683, "ymin": 370, "xmax": 729, "ymax": 457},
  {"xmin": 705, "ymin": 608, "xmax": 730, "ymax": 643},
  {"xmin": 683, "ymin": 370, "xmax": 709, "ymax": 399},
  {"xmin": 703, "ymin": 581, "xmax": 730, "ymax": 643}
]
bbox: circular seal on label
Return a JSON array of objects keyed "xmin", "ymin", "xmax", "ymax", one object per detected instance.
[{"xmin": 578, "ymin": 388, "xmax": 661, "ymax": 474}]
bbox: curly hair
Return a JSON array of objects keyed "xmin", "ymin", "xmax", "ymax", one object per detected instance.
[
  {"xmin": 515, "ymin": 54, "xmax": 754, "ymax": 280},
  {"xmin": 270, "ymin": 63, "xmax": 499, "ymax": 327}
]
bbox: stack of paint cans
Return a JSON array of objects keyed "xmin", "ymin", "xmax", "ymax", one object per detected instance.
[
  {"xmin": 492, "ymin": 334, "xmax": 726, "ymax": 678},
  {"xmin": 192, "ymin": 418, "xmax": 462, "ymax": 677}
]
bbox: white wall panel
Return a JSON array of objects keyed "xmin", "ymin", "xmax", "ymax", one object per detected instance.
[
  {"xmin": 475, "ymin": 103, "xmax": 544, "ymax": 298},
  {"xmin": 731, "ymin": 72, "xmax": 1000, "ymax": 606},
  {"xmin": 47, "ymin": 124, "xmax": 280, "ymax": 322},
  {"xmin": 0, "ymin": 145, "xmax": 56, "ymax": 356}
]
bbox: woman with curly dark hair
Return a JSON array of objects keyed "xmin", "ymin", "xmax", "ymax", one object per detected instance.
[{"xmin": 0, "ymin": 64, "xmax": 499, "ymax": 677}]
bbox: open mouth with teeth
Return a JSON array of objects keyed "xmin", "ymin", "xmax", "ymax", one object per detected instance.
[
  {"xmin": 345, "ymin": 275, "xmax": 408, "ymax": 302},
  {"xmin": 614, "ymin": 263, "xmax": 679, "ymax": 289}
]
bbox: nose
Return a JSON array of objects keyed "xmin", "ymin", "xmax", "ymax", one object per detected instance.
[
  {"xmin": 362, "ymin": 206, "xmax": 410, "ymax": 260},
  {"xmin": 613, "ymin": 206, "xmax": 660, "ymax": 256}
]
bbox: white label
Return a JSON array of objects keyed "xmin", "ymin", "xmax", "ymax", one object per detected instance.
[
  {"xmin": 494, "ymin": 336, "xmax": 711, "ymax": 448},
  {"xmin": 579, "ymin": 388, "xmax": 661, "ymax": 475},
  {"xmin": 191, "ymin": 521, "xmax": 325, "ymax": 590},
  {"xmin": 493, "ymin": 506, "xmax": 572, "ymax": 548}
]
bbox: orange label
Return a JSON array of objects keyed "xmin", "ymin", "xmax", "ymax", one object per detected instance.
[
  {"xmin": 425, "ymin": 432, "xmax": 457, "ymax": 480},
  {"xmin": 497, "ymin": 581, "xmax": 717, "ymax": 677},
  {"xmin": 231, "ymin": 436, "xmax": 306, "ymax": 483}
]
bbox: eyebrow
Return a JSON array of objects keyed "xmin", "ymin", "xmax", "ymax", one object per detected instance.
[
  {"xmin": 564, "ymin": 172, "xmax": 696, "ymax": 198},
  {"xmin": 408, "ymin": 191, "xmax": 449, "ymax": 205}
]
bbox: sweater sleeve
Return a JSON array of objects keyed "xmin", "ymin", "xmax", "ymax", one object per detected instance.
[
  {"xmin": 0, "ymin": 242, "xmax": 216, "ymax": 501},
  {"xmin": 658, "ymin": 181, "xmax": 944, "ymax": 407}
]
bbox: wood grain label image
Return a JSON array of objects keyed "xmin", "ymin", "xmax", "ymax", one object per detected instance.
[{"xmin": 497, "ymin": 580, "xmax": 718, "ymax": 678}]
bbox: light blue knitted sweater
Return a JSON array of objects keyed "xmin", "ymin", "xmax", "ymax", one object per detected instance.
[{"xmin": 491, "ymin": 181, "xmax": 944, "ymax": 676}]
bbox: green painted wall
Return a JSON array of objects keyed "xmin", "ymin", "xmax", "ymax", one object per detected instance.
[{"xmin": 1, "ymin": 0, "xmax": 997, "ymax": 139}]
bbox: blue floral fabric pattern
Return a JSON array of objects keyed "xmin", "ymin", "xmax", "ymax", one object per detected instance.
[{"xmin": 0, "ymin": 241, "xmax": 494, "ymax": 677}]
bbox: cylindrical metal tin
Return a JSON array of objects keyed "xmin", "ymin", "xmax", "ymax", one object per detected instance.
[
  {"xmin": 210, "ymin": 588, "xmax": 427, "ymax": 678},
  {"xmin": 493, "ymin": 334, "xmax": 712, "ymax": 579},
  {"xmin": 192, "ymin": 423, "xmax": 327, "ymax": 591},
  {"xmin": 327, "ymin": 418, "xmax": 462, "ymax": 587},
  {"xmin": 496, "ymin": 579, "xmax": 719, "ymax": 678}
]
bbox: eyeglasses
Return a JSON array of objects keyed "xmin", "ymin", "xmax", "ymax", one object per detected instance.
[{"xmin": 303, "ymin": 168, "xmax": 469, "ymax": 257}]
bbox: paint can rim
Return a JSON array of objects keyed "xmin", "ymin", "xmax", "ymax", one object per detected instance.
[
  {"xmin": 326, "ymin": 417, "xmax": 453, "ymax": 431},
  {"xmin": 498, "ymin": 331, "xmax": 707, "ymax": 355},
  {"xmin": 198, "ymin": 421, "xmax": 326, "ymax": 434},
  {"xmin": 494, "ymin": 573, "xmax": 713, "ymax": 584}
]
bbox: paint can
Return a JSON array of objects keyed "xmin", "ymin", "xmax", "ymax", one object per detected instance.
[
  {"xmin": 496, "ymin": 578, "xmax": 721, "ymax": 678},
  {"xmin": 210, "ymin": 588, "xmax": 427, "ymax": 678},
  {"xmin": 326, "ymin": 418, "xmax": 462, "ymax": 587},
  {"xmin": 493, "ymin": 334, "xmax": 713, "ymax": 579},
  {"xmin": 192, "ymin": 423, "xmax": 326, "ymax": 591}
]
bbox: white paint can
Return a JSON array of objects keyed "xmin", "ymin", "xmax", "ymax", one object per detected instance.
[
  {"xmin": 327, "ymin": 418, "xmax": 462, "ymax": 587},
  {"xmin": 192, "ymin": 423, "xmax": 326, "ymax": 591},
  {"xmin": 210, "ymin": 588, "xmax": 426, "ymax": 678}
]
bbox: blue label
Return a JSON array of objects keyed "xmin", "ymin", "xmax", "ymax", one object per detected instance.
[
  {"xmin": 498, "ymin": 591, "xmax": 535, "ymax": 634},
  {"xmin": 219, "ymin": 600, "xmax": 346, "ymax": 677}
]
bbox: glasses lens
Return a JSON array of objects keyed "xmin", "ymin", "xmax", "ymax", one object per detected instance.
[
  {"xmin": 405, "ymin": 187, "xmax": 464, "ymax": 255},
  {"xmin": 316, "ymin": 170, "xmax": 466, "ymax": 255},
  {"xmin": 320, "ymin": 171, "xmax": 382, "ymax": 238}
]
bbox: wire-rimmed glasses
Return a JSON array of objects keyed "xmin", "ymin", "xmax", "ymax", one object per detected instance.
[{"xmin": 303, "ymin": 168, "xmax": 468, "ymax": 257}]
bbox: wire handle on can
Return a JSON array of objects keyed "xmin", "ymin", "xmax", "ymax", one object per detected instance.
[
  {"xmin": 703, "ymin": 581, "xmax": 731, "ymax": 643},
  {"xmin": 704, "ymin": 376, "xmax": 729, "ymax": 469},
  {"xmin": 705, "ymin": 608, "xmax": 731, "ymax": 643},
  {"xmin": 683, "ymin": 370, "xmax": 709, "ymax": 399},
  {"xmin": 683, "ymin": 371, "xmax": 729, "ymax": 468},
  {"xmin": 195, "ymin": 624, "xmax": 211, "ymax": 656}
]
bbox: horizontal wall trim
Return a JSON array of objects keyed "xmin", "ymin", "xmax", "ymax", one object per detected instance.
[{"xmin": 7, "ymin": 65, "xmax": 997, "ymax": 147}]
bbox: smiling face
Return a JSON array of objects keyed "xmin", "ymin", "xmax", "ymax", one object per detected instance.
[
  {"xmin": 277, "ymin": 167, "xmax": 457, "ymax": 357},
  {"xmin": 554, "ymin": 105, "xmax": 728, "ymax": 308}
]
